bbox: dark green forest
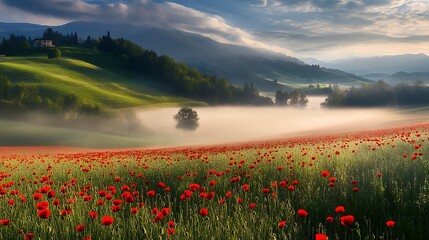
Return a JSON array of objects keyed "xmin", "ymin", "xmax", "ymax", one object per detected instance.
[
  {"xmin": 95, "ymin": 32, "xmax": 272, "ymax": 105},
  {"xmin": 323, "ymin": 80, "xmax": 429, "ymax": 107}
]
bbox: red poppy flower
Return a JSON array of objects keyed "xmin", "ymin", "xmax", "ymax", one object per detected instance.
[
  {"xmin": 340, "ymin": 215, "xmax": 354, "ymax": 226},
  {"xmin": 161, "ymin": 208, "xmax": 170, "ymax": 216},
  {"xmin": 0, "ymin": 219, "xmax": 10, "ymax": 226},
  {"xmin": 38, "ymin": 208, "xmax": 51, "ymax": 219},
  {"xmin": 89, "ymin": 211, "xmax": 98, "ymax": 219},
  {"xmin": 315, "ymin": 233, "xmax": 328, "ymax": 240},
  {"xmin": 168, "ymin": 221, "xmax": 175, "ymax": 228},
  {"xmin": 226, "ymin": 191, "xmax": 232, "ymax": 198},
  {"xmin": 36, "ymin": 201, "xmax": 49, "ymax": 210},
  {"xmin": 83, "ymin": 195, "xmax": 92, "ymax": 201},
  {"xmin": 112, "ymin": 199, "xmax": 122, "ymax": 206},
  {"xmin": 207, "ymin": 180, "xmax": 215, "ymax": 187},
  {"xmin": 386, "ymin": 220, "xmax": 395, "ymax": 228},
  {"xmin": 278, "ymin": 220, "xmax": 286, "ymax": 229},
  {"xmin": 33, "ymin": 193, "xmax": 42, "ymax": 200},
  {"xmin": 189, "ymin": 183, "xmax": 200, "ymax": 192},
  {"xmin": 111, "ymin": 205, "xmax": 121, "ymax": 212},
  {"xmin": 76, "ymin": 224, "xmax": 85, "ymax": 232},
  {"xmin": 167, "ymin": 227, "xmax": 175, "ymax": 237},
  {"xmin": 152, "ymin": 208, "xmax": 159, "ymax": 214},
  {"xmin": 199, "ymin": 208, "xmax": 208, "ymax": 217},
  {"xmin": 321, "ymin": 171, "xmax": 330, "ymax": 177},
  {"xmin": 326, "ymin": 216, "xmax": 334, "ymax": 223},
  {"xmin": 335, "ymin": 206, "xmax": 345, "ymax": 213},
  {"xmin": 242, "ymin": 184, "xmax": 250, "ymax": 191},
  {"xmin": 297, "ymin": 209, "xmax": 308, "ymax": 218},
  {"xmin": 101, "ymin": 216, "xmax": 114, "ymax": 225},
  {"xmin": 154, "ymin": 212, "xmax": 164, "ymax": 222},
  {"xmin": 249, "ymin": 203, "xmax": 257, "ymax": 209},
  {"xmin": 147, "ymin": 190, "xmax": 155, "ymax": 197},
  {"xmin": 131, "ymin": 207, "xmax": 138, "ymax": 214}
]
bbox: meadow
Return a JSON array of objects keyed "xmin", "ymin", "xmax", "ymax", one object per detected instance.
[
  {"xmin": 0, "ymin": 48, "xmax": 200, "ymax": 109},
  {"xmin": 0, "ymin": 124, "xmax": 428, "ymax": 239}
]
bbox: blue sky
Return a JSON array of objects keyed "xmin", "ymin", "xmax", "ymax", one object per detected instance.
[{"xmin": 1, "ymin": 0, "xmax": 428, "ymax": 60}]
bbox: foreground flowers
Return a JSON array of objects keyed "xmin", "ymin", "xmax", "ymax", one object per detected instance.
[{"xmin": 0, "ymin": 124, "xmax": 427, "ymax": 239}]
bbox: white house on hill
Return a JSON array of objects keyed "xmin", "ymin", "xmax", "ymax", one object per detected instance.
[{"xmin": 33, "ymin": 39, "xmax": 55, "ymax": 48}]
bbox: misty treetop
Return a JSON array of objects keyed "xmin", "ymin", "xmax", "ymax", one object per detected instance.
[
  {"xmin": 174, "ymin": 107, "xmax": 199, "ymax": 131},
  {"xmin": 275, "ymin": 89, "xmax": 308, "ymax": 106},
  {"xmin": 323, "ymin": 80, "xmax": 429, "ymax": 107}
]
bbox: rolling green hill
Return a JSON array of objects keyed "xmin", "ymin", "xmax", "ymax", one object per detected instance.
[{"xmin": 0, "ymin": 48, "xmax": 201, "ymax": 109}]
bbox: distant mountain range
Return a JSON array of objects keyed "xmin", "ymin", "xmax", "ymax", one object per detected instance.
[
  {"xmin": 1, "ymin": 21, "xmax": 371, "ymax": 90},
  {"xmin": 306, "ymin": 54, "xmax": 429, "ymax": 75},
  {"xmin": 305, "ymin": 54, "xmax": 429, "ymax": 84}
]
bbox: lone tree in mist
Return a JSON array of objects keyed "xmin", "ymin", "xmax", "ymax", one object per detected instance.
[{"xmin": 174, "ymin": 107, "xmax": 199, "ymax": 131}]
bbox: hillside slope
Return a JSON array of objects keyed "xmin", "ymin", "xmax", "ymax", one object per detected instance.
[{"xmin": 0, "ymin": 48, "xmax": 200, "ymax": 109}]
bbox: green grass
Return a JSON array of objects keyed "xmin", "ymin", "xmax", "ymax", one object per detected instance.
[
  {"xmin": 0, "ymin": 119, "xmax": 173, "ymax": 148},
  {"xmin": 0, "ymin": 48, "xmax": 202, "ymax": 109}
]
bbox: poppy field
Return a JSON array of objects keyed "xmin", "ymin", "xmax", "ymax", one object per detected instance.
[{"xmin": 0, "ymin": 125, "xmax": 428, "ymax": 240}]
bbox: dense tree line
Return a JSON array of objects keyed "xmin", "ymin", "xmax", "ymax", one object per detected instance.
[
  {"xmin": 323, "ymin": 80, "xmax": 429, "ymax": 107},
  {"xmin": 275, "ymin": 89, "xmax": 308, "ymax": 106},
  {"xmin": 0, "ymin": 75, "xmax": 102, "ymax": 115},
  {"xmin": 96, "ymin": 33, "xmax": 272, "ymax": 105},
  {"xmin": 41, "ymin": 28, "xmax": 79, "ymax": 46},
  {"xmin": 0, "ymin": 29, "xmax": 79, "ymax": 55},
  {"xmin": 0, "ymin": 34, "xmax": 30, "ymax": 55}
]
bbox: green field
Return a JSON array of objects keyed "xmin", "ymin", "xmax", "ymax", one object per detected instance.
[{"xmin": 0, "ymin": 48, "xmax": 202, "ymax": 109}]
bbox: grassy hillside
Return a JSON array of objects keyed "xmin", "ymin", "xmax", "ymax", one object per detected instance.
[{"xmin": 0, "ymin": 48, "xmax": 201, "ymax": 109}]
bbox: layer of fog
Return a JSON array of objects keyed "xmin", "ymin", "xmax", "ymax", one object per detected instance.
[
  {"xmin": 1, "ymin": 96, "xmax": 428, "ymax": 148},
  {"xmin": 137, "ymin": 96, "xmax": 429, "ymax": 147}
]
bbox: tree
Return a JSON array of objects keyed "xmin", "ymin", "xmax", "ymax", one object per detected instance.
[
  {"xmin": 289, "ymin": 89, "xmax": 308, "ymax": 107},
  {"xmin": 123, "ymin": 110, "xmax": 141, "ymax": 136},
  {"xmin": 275, "ymin": 90, "xmax": 289, "ymax": 105},
  {"xmin": 47, "ymin": 48, "xmax": 61, "ymax": 59},
  {"xmin": 174, "ymin": 107, "xmax": 199, "ymax": 131}
]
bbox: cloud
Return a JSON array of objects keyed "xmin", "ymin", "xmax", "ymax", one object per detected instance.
[
  {"xmin": 0, "ymin": 0, "xmax": 294, "ymax": 55},
  {"xmin": 248, "ymin": 0, "xmax": 429, "ymax": 59},
  {"xmin": 1, "ymin": 0, "xmax": 428, "ymax": 60}
]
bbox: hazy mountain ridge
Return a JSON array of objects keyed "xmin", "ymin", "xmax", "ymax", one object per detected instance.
[
  {"xmin": 1, "ymin": 21, "xmax": 370, "ymax": 90},
  {"xmin": 362, "ymin": 71, "xmax": 429, "ymax": 84},
  {"xmin": 309, "ymin": 54, "xmax": 429, "ymax": 75}
]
